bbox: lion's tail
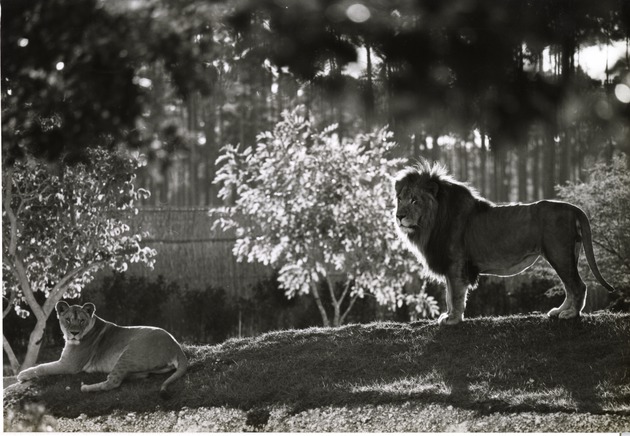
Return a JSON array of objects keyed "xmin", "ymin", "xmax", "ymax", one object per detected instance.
[
  {"xmin": 574, "ymin": 206, "xmax": 616, "ymax": 293},
  {"xmin": 159, "ymin": 348, "xmax": 188, "ymax": 399}
]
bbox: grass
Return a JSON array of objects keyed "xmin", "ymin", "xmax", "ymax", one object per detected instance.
[{"xmin": 4, "ymin": 313, "xmax": 630, "ymax": 420}]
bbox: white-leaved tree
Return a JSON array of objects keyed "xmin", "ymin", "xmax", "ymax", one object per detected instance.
[
  {"xmin": 2, "ymin": 148, "xmax": 157, "ymax": 373},
  {"xmin": 214, "ymin": 106, "xmax": 439, "ymax": 327}
]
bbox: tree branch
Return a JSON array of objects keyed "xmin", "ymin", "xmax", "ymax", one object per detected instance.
[
  {"xmin": 325, "ymin": 275, "xmax": 339, "ymax": 306},
  {"xmin": 338, "ymin": 278, "xmax": 353, "ymax": 307},
  {"xmin": 12, "ymin": 255, "xmax": 45, "ymax": 321},
  {"xmin": 593, "ymin": 239, "xmax": 630, "ymax": 271},
  {"xmin": 310, "ymin": 281, "xmax": 330, "ymax": 327},
  {"xmin": 340, "ymin": 293, "xmax": 360, "ymax": 325},
  {"xmin": 42, "ymin": 262, "xmax": 104, "ymax": 315},
  {"xmin": 3, "ymin": 283, "xmax": 18, "ymax": 319},
  {"xmin": 3, "ymin": 334, "xmax": 20, "ymax": 375},
  {"xmin": 3, "ymin": 167, "xmax": 19, "ymax": 256}
]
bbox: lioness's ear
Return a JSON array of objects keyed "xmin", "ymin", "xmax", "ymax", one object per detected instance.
[
  {"xmin": 56, "ymin": 301, "xmax": 70, "ymax": 317},
  {"xmin": 82, "ymin": 303, "xmax": 96, "ymax": 318}
]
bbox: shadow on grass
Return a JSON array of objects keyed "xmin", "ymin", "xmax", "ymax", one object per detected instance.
[{"xmin": 4, "ymin": 314, "xmax": 629, "ymax": 418}]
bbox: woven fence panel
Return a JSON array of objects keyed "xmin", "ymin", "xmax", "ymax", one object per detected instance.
[{"xmin": 102, "ymin": 207, "xmax": 272, "ymax": 298}]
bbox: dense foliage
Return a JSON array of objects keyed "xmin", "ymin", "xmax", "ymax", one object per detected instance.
[
  {"xmin": 1, "ymin": 0, "xmax": 214, "ymax": 163},
  {"xmin": 556, "ymin": 155, "xmax": 630, "ymax": 306},
  {"xmin": 229, "ymin": 0, "xmax": 630, "ymax": 146},
  {"xmin": 215, "ymin": 107, "xmax": 439, "ymax": 326},
  {"xmin": 2, "ymin": 148, "xmax": 156, "ymax": 371},
  {"xmin": 525, "ymin": 154, "xmax": 629, "ymax": 310}
]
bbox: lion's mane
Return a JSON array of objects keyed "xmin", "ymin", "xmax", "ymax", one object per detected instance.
[{"xmin": 394, "ymin": 162, "xmax": 493, "ymax": 285}]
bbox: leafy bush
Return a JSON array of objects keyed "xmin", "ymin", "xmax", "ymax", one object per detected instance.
[
  {"xmin": 214, "ymin": 106, "xmax": 437, "ymax": 326},
  {"xmin": 526, "ymin": 155, "xmax": 629, "ymax": 311},
  {"xmin": 555, "ymin": 155, "xmax": 630, "ymax": 309}
]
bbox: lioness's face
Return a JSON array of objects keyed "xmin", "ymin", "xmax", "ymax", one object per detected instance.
[
  {"xmin": 394, "ymin": 181, "xmax": 437, "ymax": 235},
  {"xmin": 56, "ymin": 301, "xmax": 96, "ymax": 343}
]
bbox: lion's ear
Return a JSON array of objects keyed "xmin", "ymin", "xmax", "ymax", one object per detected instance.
[
  {"xmin": 426, "ymin": 181, "xmax": 439, "ymax": 198},
  {"xmin": 56, "ymin": 301, "xmax": 70, "ymax": 317},
  {"xmin": 82, "ymin": 303, "xmax": 96, "ymax": 318}
]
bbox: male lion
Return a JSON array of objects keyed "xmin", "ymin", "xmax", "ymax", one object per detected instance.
[
  {"xmin": 17, "ymin": 301, "xmax": 188, "ymax": 397},
  {"xmin": 393, "ymin": 162, "xmax": 615, "ymax": 325}
]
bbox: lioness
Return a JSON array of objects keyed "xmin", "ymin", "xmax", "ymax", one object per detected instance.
[
  {"xmin": 394, "ymin": 162, "xmax": 616, "ymax": 325},
  {"xmin": 17, "ymin": 301, "xmax": 188, "ymax": 397}
]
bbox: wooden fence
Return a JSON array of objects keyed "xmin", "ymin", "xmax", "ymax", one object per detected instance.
[
  {"xmin": 95, "ymin": 207, "xmax": 272, "ymax": 299},
  {"xmin": 91, "ymin": 207, "xmax": 611, "ymax": 311}
]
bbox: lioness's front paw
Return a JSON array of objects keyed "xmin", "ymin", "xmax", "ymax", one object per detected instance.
[
  {"xmin": 17, "ymin": 369, "xmax": 37, "ymax": 382},
  {"xmin": 437, "ymin": 313, "xmax": 463, "ymax": 325}
]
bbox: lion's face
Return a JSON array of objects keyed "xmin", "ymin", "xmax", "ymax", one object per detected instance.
[
  {"xmin": 394, "ymin": 178, "xmax": 438, "ymax": 237},
  {"xmin": 56, "ymin": 301, "xmax": 96, "ymax": 343}
]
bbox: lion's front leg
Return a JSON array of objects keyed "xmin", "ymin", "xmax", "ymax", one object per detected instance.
[{"xmin": 438, "ymin": 276, "xmax": 467, "ymax": 325}]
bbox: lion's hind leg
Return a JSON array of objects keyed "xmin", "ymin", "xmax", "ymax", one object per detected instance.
[{"xmin": 546, "ymin": 241, "xmax": 587, "ymax": 320}]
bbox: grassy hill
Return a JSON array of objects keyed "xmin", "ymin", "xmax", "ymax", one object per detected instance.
[{"xmin": 4, "ymin": 313, "xmax": 630, "ymax": 431}]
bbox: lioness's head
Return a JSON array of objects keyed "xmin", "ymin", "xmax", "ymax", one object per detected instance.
[
  {"xmin": 393, "ymin": 166, "xmax": 440, "ymax": 239},
  {"xmin": 56, "ymin": 301, "xmax": 96, "ymax": 344}
]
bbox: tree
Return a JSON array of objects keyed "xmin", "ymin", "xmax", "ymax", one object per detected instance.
[
  {"xmin": 555, "ymin": 155, "xmax": 630, "ymax": 307},
  {"xmin": 2, "ymin": 148, "xmax": 157, "ymax": 373},
  {"xmin": 227, "ymin": 0, "xmax": 630, "ymax": 148},
  {"xmin": 214, "ymin": 106, "xmax": 439, "ymax": 327},
  {"xmin": 1, "ymin": 0, "xmax": 215, "ymax": 163}
]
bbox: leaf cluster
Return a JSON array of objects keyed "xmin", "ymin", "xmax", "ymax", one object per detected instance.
[
  {"xmin": 214, "ymin": 106, "xmax": 435, "ymax": 314},
  {"xmin": 1, "ymin": 0, "xmax": 216, "ymax": 163},
  {"xmin": 2, "ymin": 148, "xmax": 157, "ymax": 315},
  {"xmin": 556, "ymin": 155, "xmax": 630, "ymax": 295},
  {"xmin": 228, "ymin": 0, "xmax": 630, "ymax": 146}
]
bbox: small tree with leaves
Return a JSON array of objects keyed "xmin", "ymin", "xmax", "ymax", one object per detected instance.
[
  {"xmin": 214, "ymin": 107, "xmax": 439, "ymax": 327},
  {"xmin": 554, "ymin": 155, "xmax": 630, "ymax": 308},
  {"xmin": 2, "ymin": 148, "xmax": 157, "ymax": 374}
]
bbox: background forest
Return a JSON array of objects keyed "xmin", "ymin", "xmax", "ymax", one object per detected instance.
[{"xmin": 3, "ymin": 0, "xmax": 630, "ymax": 365}]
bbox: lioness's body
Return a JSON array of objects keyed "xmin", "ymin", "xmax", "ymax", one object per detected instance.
[
  {"xmin": 394, "ymin": 163, "xmax": 615, "ymax": 325},
  {"xmin": 17, "ymin": 302, "xmax": 188, "ymax": 396}
]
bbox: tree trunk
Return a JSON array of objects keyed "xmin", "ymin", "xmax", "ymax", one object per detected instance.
[
  {"xmin": 310, "ymin": 282, "xmax": 330, "ymax": 327},
  {"xmin": 332, "ymin": 303, "xmax": 341, "ymax": 327},
  {"xmin": 517, "ymin": 142, "xmax": 528, "ymax": 201},
  {"xmin": 339, "ymin": 294, "xmax": 359, "ymax": 325},
  {"xmin": 21, "ymin": 316, "xmax": 49, "ymax": 371},
  {"xmin": 532, "ymin": 136, "xmax": 541, "ymax": 199},
  {"xmin": 3, "ymin": 335, "xmax": 20, "ymax": 375},
  {"xmin": 493, "ymin": 141, "xmax": 508, "ymax": 202},
  {"xmin": 364, "ymin": 43, "xmax": 375, "ymax": 128},
  {"xmin": 325, "ymin": 276, "xmax": 342, "ymax": 327},
  {"xmin": 480, "ymin": 130, "xmax": 489, "ymax": 197},
  {"xmin": 543, "ymin": 127, "xmax": 556, "ymax": 198}
]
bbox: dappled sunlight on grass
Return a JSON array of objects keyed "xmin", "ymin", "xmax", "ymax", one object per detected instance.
[
  {"xmin": 505, "ymin": 386, "xmax": 579, "ymax": 411},
  {"xmin": 348, "ymin": 370, "xmax": 450, "ymax": 397},
  {"xmin": 4, "ymin": 314, "xmax": 629, "ymax": 419}
]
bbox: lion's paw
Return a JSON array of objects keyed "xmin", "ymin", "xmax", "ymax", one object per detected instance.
[
  {"xmin": 437, "ymin": 313, "xmax": 463, "ymax": 325},
  {"xmin": 558, "ymin": 309, "xmax": 580, "ymax": 319},
  {"xmin": 548, "ymin": 307, "xmax": 580, "ymax": 319},
  {"xmin": 547, "ymin": 307, "xmax": 561, "ymax": 318}
]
